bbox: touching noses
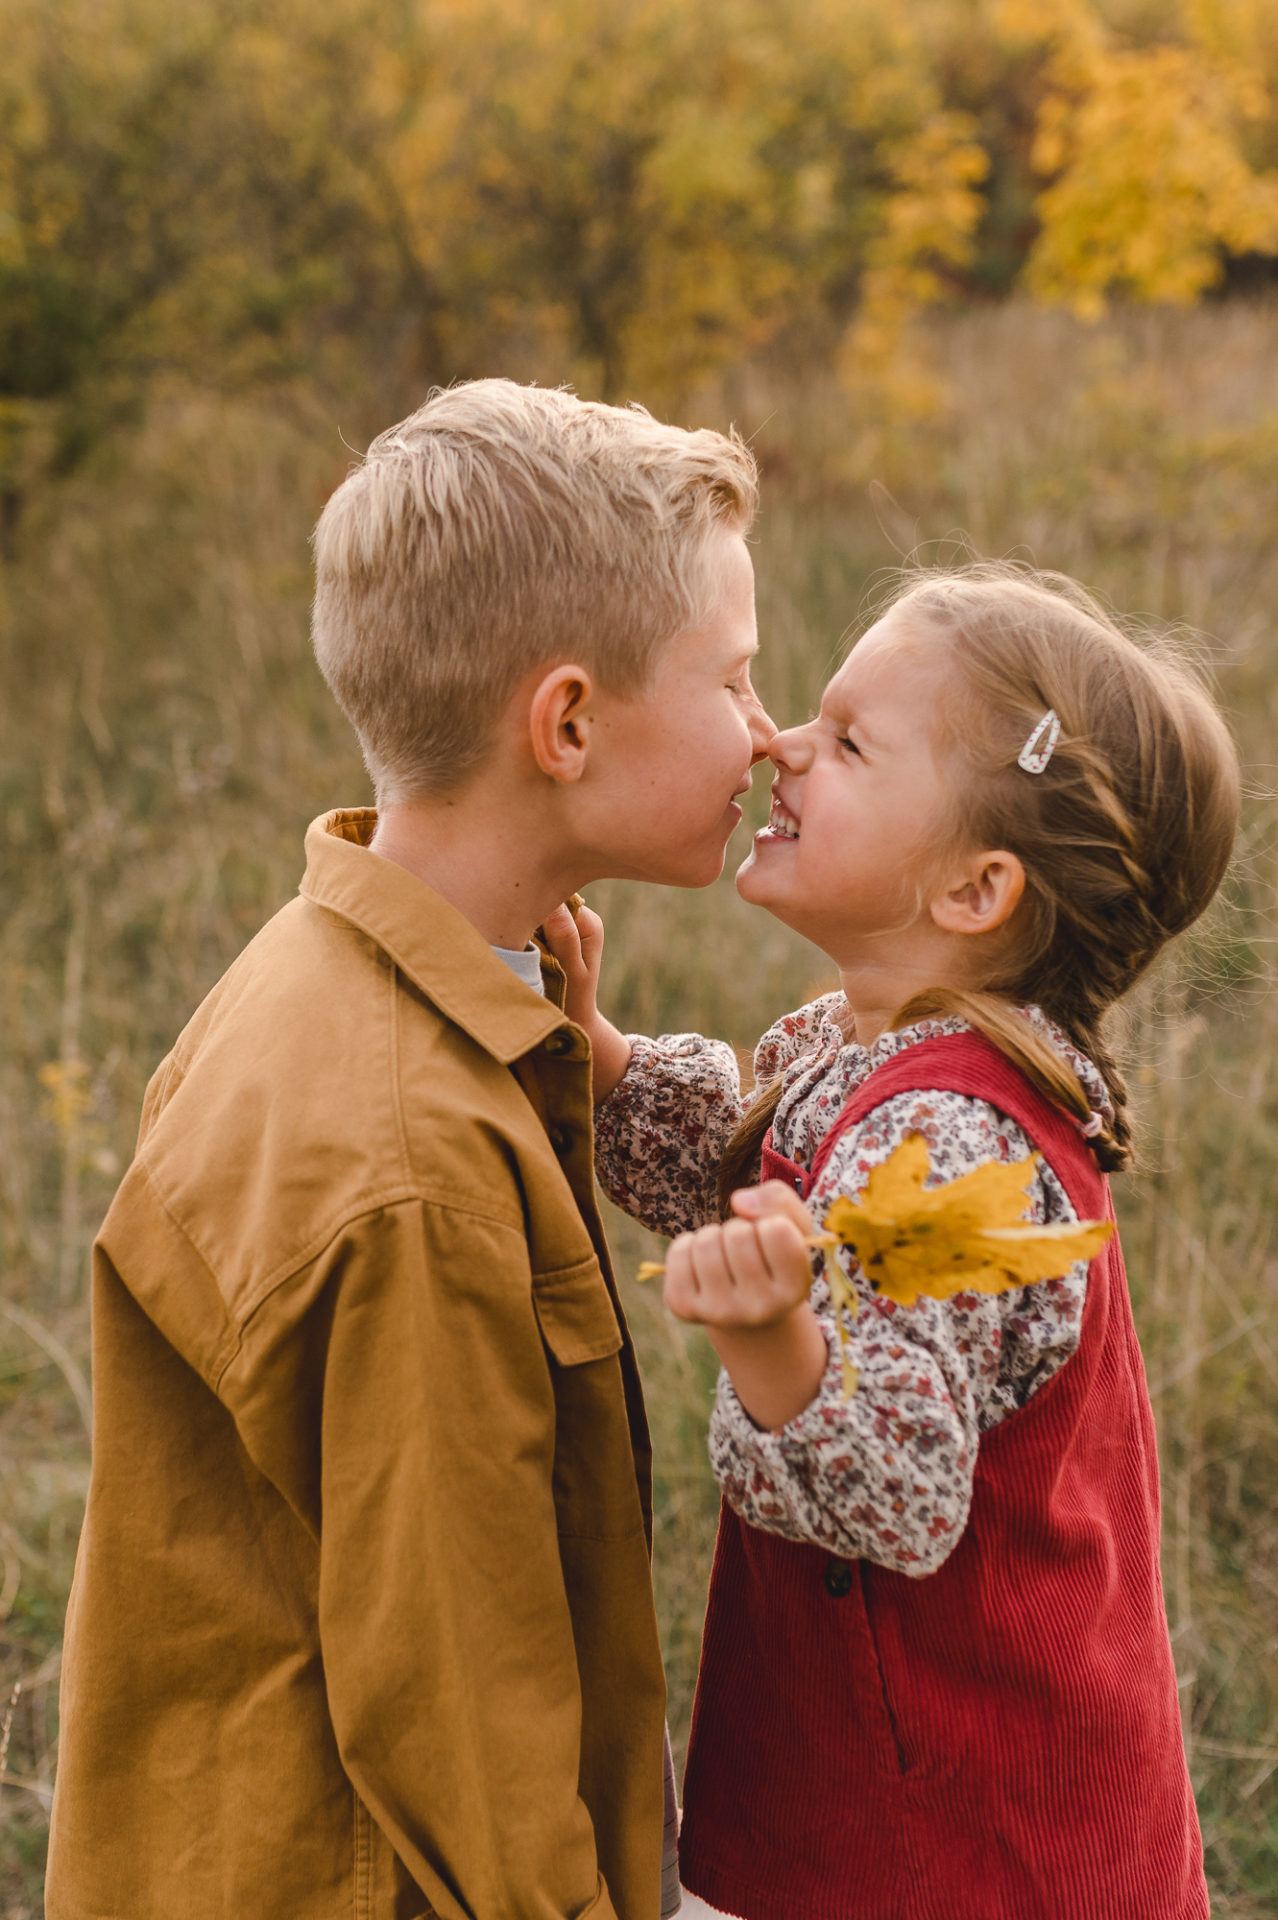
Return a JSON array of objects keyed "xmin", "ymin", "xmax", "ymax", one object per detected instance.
[
  {"xmin": 744, "ymin": 685, "xmax": 779, "ymax": 764},
  {"xmin": 768, "ymin": 724, "xmax": 815, "ymax": 773}
]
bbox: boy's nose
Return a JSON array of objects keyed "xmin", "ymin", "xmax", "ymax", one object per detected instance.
[{"xmin": 746, "ymin": 690, "xmax": 779, "ymax": 763}]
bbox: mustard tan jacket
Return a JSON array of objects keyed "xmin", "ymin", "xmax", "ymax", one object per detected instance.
[{"xmin": 46, "ymin": 810, "xmax": 667, "ymax": 1920}]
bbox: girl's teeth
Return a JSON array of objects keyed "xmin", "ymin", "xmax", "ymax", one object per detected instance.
[{"xmin": 769, "ymin": 800, "xmax": 799, "ymax": 840}]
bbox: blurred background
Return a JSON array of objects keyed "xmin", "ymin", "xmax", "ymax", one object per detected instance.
[{"xmin": 5, "ymin": 0, "xmax": 1278, "ymax": 1909}]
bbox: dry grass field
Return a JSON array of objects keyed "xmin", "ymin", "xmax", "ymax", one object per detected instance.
[{"xmin": 3, "ymin": 302, "xmax": 1278, "ymax": 1912}]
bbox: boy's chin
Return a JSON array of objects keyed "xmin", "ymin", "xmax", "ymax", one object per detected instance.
[{"xmin": 643, "ymin": 845, "xmax": 729, "ymax": 890}]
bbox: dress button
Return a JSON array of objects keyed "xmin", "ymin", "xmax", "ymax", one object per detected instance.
[
  {"xmin": 543, "ymin": 1030, "xmax": 573, "ymax": 1056},
  {"xmin": 823, "ymin": 1557, "xmax": 854, "ymax": 1598},
  {"xmin": 549, "ymin": 1124, "xmax": 573, "ymax": 1156}
]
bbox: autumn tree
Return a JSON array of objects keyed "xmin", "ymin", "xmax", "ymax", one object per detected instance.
[{"xmin": 3, "ymin": 0, "xmax": 1278, "ymax": 503}]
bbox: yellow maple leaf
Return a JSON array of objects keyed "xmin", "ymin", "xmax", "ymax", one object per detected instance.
[
  {"xmin": 821, "ymin": 1133, "xmax": 1113, "ymax": 1310},
  {"xmin": 635, "ymin": 1134, "xmax": 1110, "ymax": 1397}
]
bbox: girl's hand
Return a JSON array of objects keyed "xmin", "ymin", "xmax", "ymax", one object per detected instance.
[
  {"xmin": 664, "ymin": 1182, "xmax": 830, "ymax": 1431},
  {"xmin": 540, "ymin": 900, "xmax": 633, "ymax": 1103},
  {"xmin": 664, "ymin": 1182, "xmax": 816, "ymax": 1328}
]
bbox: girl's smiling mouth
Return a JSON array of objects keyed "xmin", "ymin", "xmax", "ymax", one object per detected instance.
[{"xmin": 761, "ymin": 790, "xmax": 800, "ymax": 841}]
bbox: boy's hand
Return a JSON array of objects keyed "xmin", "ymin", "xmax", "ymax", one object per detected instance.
[
  {"xmin": 540, "ymin": 901, "xmax": 632, "ymax": 1103},
  {"xmin": 664, "ymin": 1183, "xmax": 830, "ymax": 1431}
]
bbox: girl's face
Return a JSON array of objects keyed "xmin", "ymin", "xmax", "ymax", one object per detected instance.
[{"xmin": 736, "ymin": 607, "xmax": 961, "ymax": 965}]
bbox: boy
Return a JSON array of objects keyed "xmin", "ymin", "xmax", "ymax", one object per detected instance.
[{"xmin": 46, "ymin": 381, "xmax": 773, "ymax": 1920}]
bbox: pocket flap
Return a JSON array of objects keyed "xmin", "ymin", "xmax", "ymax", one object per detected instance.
[{"xmin": 532, "ymin": 1258, "xmax": 623, "ymax": 1366}]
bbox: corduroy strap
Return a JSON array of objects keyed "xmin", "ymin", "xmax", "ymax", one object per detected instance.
[{"xmin": 803, "ymin": 1031, "xmax": 1105, "ymax": 1218}]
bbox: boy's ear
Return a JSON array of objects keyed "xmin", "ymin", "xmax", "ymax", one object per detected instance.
[
  {"xmin": 528, "ymin": 663, "xmax": 596, "ymax": 784},
  {"xmin": 930, "ymin": 850, "xmax": 1025, "ymax": 937}
]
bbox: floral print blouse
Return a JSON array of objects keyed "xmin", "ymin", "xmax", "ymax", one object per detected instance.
[{"xmin": 594, "ymin": 997, "xmax": 1114, "ymax": 1577}]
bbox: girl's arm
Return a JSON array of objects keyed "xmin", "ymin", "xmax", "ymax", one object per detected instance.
[
  {"xmin": 676, "ymin": 1089, "xmax": 1090, "ymax": 1576},
  {"xmin": 541, "ymin": 901, "xmax": 746, "ymax": 1235},
  {"xmin": 541, "ymin": 902, "xmax": 633, "ymax": 1102}
]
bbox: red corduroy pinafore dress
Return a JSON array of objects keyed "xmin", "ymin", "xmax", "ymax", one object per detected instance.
[{"xmin": 678, "ymin": 1033, "xmax": 1206, "ymax": 1920}]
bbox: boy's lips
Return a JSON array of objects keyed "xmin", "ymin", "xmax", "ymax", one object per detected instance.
[{"xmin": 725, "ymin": 769, "xmax": 755, "ymax": 823}]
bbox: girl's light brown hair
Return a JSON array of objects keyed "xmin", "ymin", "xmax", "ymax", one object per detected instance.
[{"xmin": 719, "ymin": 562, "xmax": 1241, "ymax": 1206}]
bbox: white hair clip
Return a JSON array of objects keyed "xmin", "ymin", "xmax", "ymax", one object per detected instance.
[
  {"xmin": 1081, "ymin": 1111, "xmax": 1105, "ymax": 1138},
  {"xmin": 1018, "ymin": 709, "xmax": 1060, "ymax": 774}
]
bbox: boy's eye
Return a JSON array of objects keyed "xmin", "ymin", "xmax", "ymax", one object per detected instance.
[{"xmin": 837, "ymin": 735, "xmax": 861, "ymax": 757}]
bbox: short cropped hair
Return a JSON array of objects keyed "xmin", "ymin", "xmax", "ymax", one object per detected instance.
[{"xmin": 311, "ymin": 379, "xmax": 758, "ymax": 800}]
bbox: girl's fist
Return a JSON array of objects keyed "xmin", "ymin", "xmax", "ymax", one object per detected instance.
[{"xmin": 663, "ymin": 1181, "xmax": 816, "ymax": 1331}]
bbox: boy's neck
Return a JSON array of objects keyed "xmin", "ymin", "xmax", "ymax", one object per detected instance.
[{"xmin": 368, "ymin": 793, "xmax": 578, "ymax": 952}]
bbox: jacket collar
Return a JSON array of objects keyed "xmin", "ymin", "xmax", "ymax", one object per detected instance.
[{"xmin": 299, "ymin": 810, "xmax": 571, "ymax": 1065}]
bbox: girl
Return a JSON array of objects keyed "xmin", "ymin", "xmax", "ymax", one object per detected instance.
[{"xmin": 546, "ymin": 564, "xmax": 1240, "ymax": 1920}]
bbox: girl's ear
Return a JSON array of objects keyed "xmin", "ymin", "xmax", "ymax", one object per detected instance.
[
  {"xmin": 527, "ymin": 663, "xmax": 595, "ymax": 783},
  {"xmin": 930, "ymin": 850, "xmax": 1025, "ymax": 937}
]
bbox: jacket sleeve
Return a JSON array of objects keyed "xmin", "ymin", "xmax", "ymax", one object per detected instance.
[{"xmin": 235, "ymin": 1197, "xmax": 625, "ymax": 1920}]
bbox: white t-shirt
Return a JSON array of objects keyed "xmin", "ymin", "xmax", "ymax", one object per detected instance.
[{"xmin": 491, "ymin": 943, "xmax": 545, "ymax": 996}]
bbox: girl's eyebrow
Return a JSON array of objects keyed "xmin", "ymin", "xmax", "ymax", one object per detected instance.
[{"xmin": 821, "ymin": 698, "xmax": 883, "ymax": 751}]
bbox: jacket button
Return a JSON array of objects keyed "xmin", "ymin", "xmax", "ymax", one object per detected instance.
[
  {"xmin": 824, "ymin": 1557, "xmax": 854, "ymax": 1598},
  {"xmin": 549, "ymin": 1124, "xmax": 573, "ymax": 1156},
  {"xmin": 543, "ymin": 1030, "xmax": 573, "ymax": 1056}
]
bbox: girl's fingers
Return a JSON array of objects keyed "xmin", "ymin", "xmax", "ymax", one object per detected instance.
[
  {"xmin": 751, "ymin": 1214, "xmax": 816, "ymax": 1309},
  {"xmin": 665, "ymin": 1224, "xmax": 743, "ymax": 1325},
  {"xmin": 540, "ymin": 902, "xmax": 584, "ymax": 974},
  {"xmin": 662, "ymin": 1231, "xmax": 705, "ymax": 1322},
  {"xmin": 573, "ymin": 903, "xmax": 605, "ymax": 978},
  {"xmin": 664, "ymin": 1217, "xmax": 813, "ymax": 1328},
  {"xmin": 729, "ymin": 1179, "xmax": 816, "ymax": 1235},
  {"xmin": 541, "ymin": 903, "xmax": 605, "ymax": 1027}
]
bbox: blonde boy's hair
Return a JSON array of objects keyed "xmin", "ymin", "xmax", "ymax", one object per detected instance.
[{"xmin": 311, "ymin": 379, "xmax": 758, "ymax": 800}]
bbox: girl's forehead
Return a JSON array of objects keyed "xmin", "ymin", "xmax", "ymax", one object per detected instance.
[{"xmin": 826, "ymin": 608, "xmax": 948, "ymax": 706}]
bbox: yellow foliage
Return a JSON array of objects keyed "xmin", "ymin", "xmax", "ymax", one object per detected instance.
[
  {"xmin": 840, "ymin": 108, "xmax": 989, "ymax": 412},
  {"xmin": 3, "ymin": 0, "xmax": 1278, "ymax": 427},
  {"xmin": 999, "ymin": 0, "xmax": 1278, "ymax": 313},
  {"xmin": 38, "ymin": 1060, "xmax": 91, "ymax": 1142}
]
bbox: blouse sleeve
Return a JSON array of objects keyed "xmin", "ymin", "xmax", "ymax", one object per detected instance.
[
  {"xmin": 594, "ymin": 1033, "xmax": 746, "ymax": 1236},
  {"xmin": 593, "ymin": 996, "xmax": 845, "ymax": 1239},
  {"xmin": 707, "ymin": 1087, "xmax": 1090, "ymax": 1575}
]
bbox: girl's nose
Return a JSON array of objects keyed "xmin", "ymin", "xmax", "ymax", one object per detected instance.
[{"xmin": 768, "ymin": 725, "xmax": 814, "ymax": 772}]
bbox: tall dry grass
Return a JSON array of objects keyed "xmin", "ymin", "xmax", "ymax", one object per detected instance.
[{"xmin": 2, "ymin": 303, "xmax": 1278, "ymax": 1912}]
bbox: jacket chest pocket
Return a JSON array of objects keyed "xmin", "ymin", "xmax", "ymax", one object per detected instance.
[
  {"xmin": 532, "ymin": 1257, "xmax": 623, "ymax": 1367},
  {"xmin": 532, "ymin": 1259, "xmax": 643, "ymax": 1543}
]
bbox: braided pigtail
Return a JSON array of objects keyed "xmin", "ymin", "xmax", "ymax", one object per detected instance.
[
  {"xmin": 1058, "ymin": 1009, "xmax": 1132, "ymax": 1173},
  {"xmin": 715, "ymin": 1077, "xmax": 784, "ymax": 1217}
]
